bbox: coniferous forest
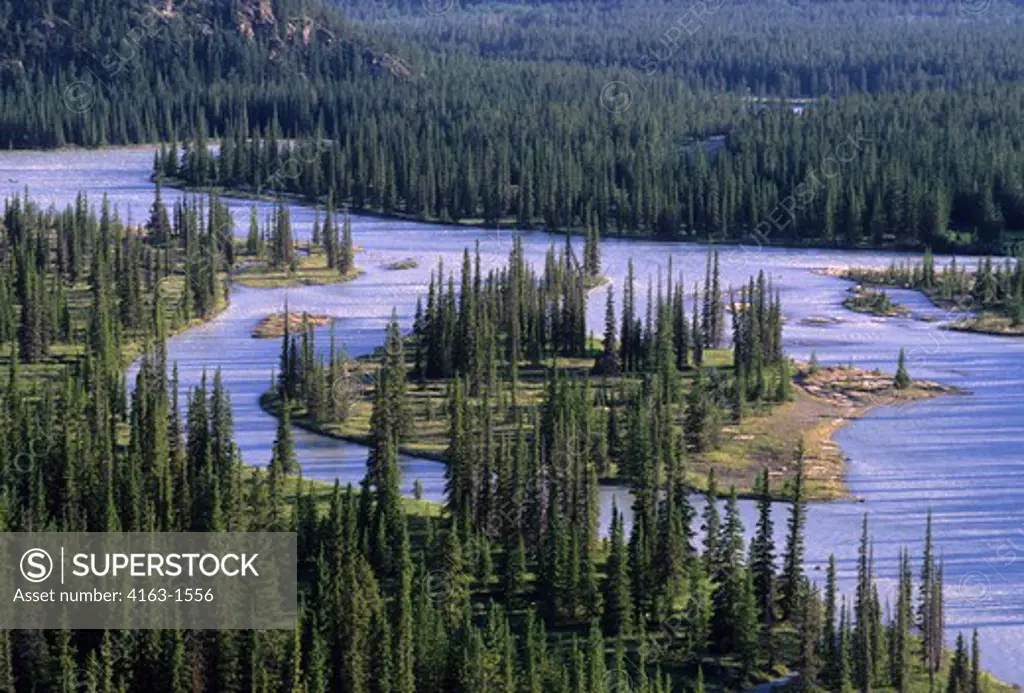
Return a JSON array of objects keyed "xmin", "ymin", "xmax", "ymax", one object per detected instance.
[
  {"xmin": 2, "ymin": 0, "xmax": 1023, "ymax": 691},
  {"xmin": 3, "ymin": 0, "xmax": 1024, "ymax": 252},
  {"xmin": 0, "ymin": 186, "xmax": 999, "ymax": 692}
]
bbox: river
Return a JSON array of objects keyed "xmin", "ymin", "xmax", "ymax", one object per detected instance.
[{"xmin": 2, "ymin": 147, "xmax": 1022, "ymax": 684}]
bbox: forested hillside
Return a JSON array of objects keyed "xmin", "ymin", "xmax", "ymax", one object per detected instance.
[
  {"xmin": 0, "ymin": 0, "xmax": 376, "ymax": 146},
  {"xmin": 343, "ymin": 0, "xmax": 1024, "ymax": 95},
  {"xmin": 4, "ymin": 0, "xmax": 1024, "ymax": 251}
]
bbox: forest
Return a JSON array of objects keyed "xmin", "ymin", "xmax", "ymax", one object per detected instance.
[
  {"xmin": 3, "ymin": 0, "xmax": 1024, "ymax": 251},
  {"xmin": 0, "ymin": 187, "xmax": 1001, "ymax": 692},
  {"xmin": 1, "ymin": 0, "xmax": 1022, "ymax": 690},
  {"xmin": 267, "ymin": 241, "xmax": 799, "ymax": 495}
]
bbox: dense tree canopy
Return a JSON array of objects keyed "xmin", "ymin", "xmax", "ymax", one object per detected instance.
[{"xmin": 4, "ymin": 0, "xmax": 1024, "ymax": 251}]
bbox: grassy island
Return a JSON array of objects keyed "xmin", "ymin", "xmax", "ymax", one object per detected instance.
[
  {"xmin": 233, "ymin": 252, "xmax": 363, "ymax": 288},
  {"xmin": 262, "ymin": 347, "xmax": 956, "ymax": 501},
  {"xmin": 383, "ymin": 257, "xmax": 419, "ymax": 271},
  {"xmin": 252, "ymin": 312, "xmax": 333, "ymax": 339}
]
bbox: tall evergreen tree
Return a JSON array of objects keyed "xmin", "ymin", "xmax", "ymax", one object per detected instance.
[{"xmin": 780, "ymin": 446, "xmax": 807, "ymax": 622}]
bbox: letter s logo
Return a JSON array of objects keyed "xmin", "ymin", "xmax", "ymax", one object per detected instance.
[{"xmin": 20, "ymin": 549, "xmax": 53, "ymax": 583}]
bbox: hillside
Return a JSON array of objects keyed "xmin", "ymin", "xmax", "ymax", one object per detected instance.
[
  {"xmin": 5, "ymin": 0, "xmax": 1024, "ymax": 251},
  {"xmin": 0, "ymin": 0, "xmax": 406, "ymax": 147}
]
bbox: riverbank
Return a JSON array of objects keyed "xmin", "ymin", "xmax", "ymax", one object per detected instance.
[
  {"xmin": 121, "ymin": 276, "xmax": 230, "ymax": 367},
  {"xmin": 944, "ymin": 314, "xmax": 1024, "ymax": 337},
  {"xmin": 683, "ymin": 361, "xmax": 958, "ymax": 500},
  {"xmin": 788, "ymin": 362, "xmax": 960, "ymax": 497},
  {"xmin": 0, "ymin": 272, "xmax": 230, "ymax": 385}
]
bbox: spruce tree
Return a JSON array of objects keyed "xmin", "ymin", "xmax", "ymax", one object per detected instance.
[
  {"xmin": 620, "ymin": 259, "xmax": 636, "ymax": 372},
  {"xmin": 854, "ymin": 515, "xmax": 874, "ymax": 693},
  {"xmin": 894, "ymin": 349, "xmax": 911, "ymax": 389},
  {"xmin": 801, "ymin": 586, "xmax": 824, "ymax": 689},
  {"xmin": 692, "ymin": 284, "xmax": 704, "ymax": 366},
  {"xmin": 971, "ymin": 630, "xmax": 982, "ymax": 693},
  {"xmin": 701, "ymin": 469, "xmax": 721, "ymax": 577},
  {"xmin": 271, "ymin": 397, "xmax": 298, "ymax": 476},
  {"xmin": 502, "ymin": 532, "xmax": 527, "ymax": 600},
  {"xmin": 246, "ymin": 206, "xmax": 261, "ymax": 256},
  {"xmin": 393, "ymin": 521, "xmax": 416, "ymax": 693},
  {"xmin": 839, "ymin": 599, "xmax": 855, "ymax": 693},
  {"xmin": 947, "ymin": 634, "xmax": 970, "ymax": 693},
  {"xmin": 889, "ymin": 547, "xmax": 913, "ymax": 692},
  {"xmin": 750, "ymin": 469, "xmax": 776, "ymax": 665},
  {"xmin": 602, "ymin": 503, "xmax": 634, "ymax": 635},
  {"xmin": 147, "ymin": 181, "xmax": 172, "ymax": 245},
  {"xmin": 780, "ymin": 446, "xmax": 807, "ymax": 622},
  {"xmin": 711, "ymin": 488, "xmax": 746, "ymax": 653},
  {"xmin": 596, "ymin": 286, "xmax": 620, "ymax": 375},
  {"xmin": 340, "ymin": 216, "xmax": 355, "ymax": 275},
  {"xmin": 736, "ymin": 567, "xmax": 761, "ymax": 678},
  {"xmin": 685, "ymin": 367, "xmax": 718, "ymax": 452},
  {"xmin": 775, "ymin": 357, "xmax": 791, "ymax": 402},
  {"xmin": 823, "ymin": 555, "xmax": 840, "ymax": 689},
  {"xmin": 586, "ymin": 620, "xmax": 606, "ymax": 693}
]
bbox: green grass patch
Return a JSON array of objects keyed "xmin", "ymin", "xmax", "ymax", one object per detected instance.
[{"xmin": 233, "ymin": 252, "xmax": 362, "ymax": 288}]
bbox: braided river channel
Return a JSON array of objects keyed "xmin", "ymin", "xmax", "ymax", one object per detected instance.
[{"xmin": 3, "ymin": 147, "xmax": 1023, "ymax": 684}]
